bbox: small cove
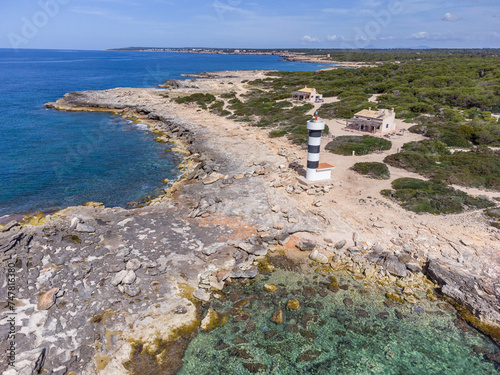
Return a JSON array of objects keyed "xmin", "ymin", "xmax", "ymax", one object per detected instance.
[{"xmin": 180, "ymin": 267, "xmax": 499, "ymax": 374}]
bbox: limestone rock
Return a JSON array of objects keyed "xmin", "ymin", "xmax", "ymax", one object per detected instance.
[
  {"xmin": 200, "ymin": 308, "xmax": 228, "ymax": 332},
  {"xmin": 37, "ymin": 288, "xmax": 59, "ymax": 310},
  {"xmin": 1, "ymin": 220, "xmax": 20, "ymax": 232},
  {"xmin": 193, "ymin": 288, "xmax": 211, "ymax": 302},
  {"xmin": 111, "ymin": 270, "xmax": 128, "ymax": 286},
  {"xmin": 123, "ymin": 285, "xmax": 141, "ymax": 297},
  {"xmin": 309, "ymin": 250, "xmax": 329, "ymax": 264},
  {"xmin": 264, "ymin": 283, "xmax": 278, "ymax": 293},
  {"xmin": 287, "ymin": 298, "xmax": 300, "ymax": 311},
  {"xmin": 203, "ymin": 172, "xmax": 225, "ymax": 185},
  {"xmin": 334, "ymin": 240, "xmax": 347, "ymax": 249},
  {"xmin": 383, "ymin": 255, "xmax": 407, "ymax": 278},
  {"xmin": 121, "ymin": 270, "xmax": 137, "ymax": 285},
  {"xmin": 270, "ymin": 309, "xmax": 284, "ymax": 324},
  {"xmin": 427, "ymin": 258, "xmax": 500, "ymax": 327},
  {"xmin": 297, "ymin": 241, "xmax": 316, "ymax": 251},
  {"xmin": 237, "ymin": 241, "xmax": 267, "ymax": 256},
  {"xmin": 126, "ymin": 259, "xmax": 141, "ymax": 271},
  {"xmin": 202, "ymin": 242, "xmax": 229, "ymax": 256},
  {"xmin": 6, "ymin": 348, "xmax": 46, "ymax": 375}
]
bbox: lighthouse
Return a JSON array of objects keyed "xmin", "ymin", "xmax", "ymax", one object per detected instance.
[{"xmin": 306, "ymin": 113, "xmax": 333, "ymax": 181}]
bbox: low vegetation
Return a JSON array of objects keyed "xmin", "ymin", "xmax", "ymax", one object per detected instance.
[
  {"xmin": 484, "ymin": 208, "xmax": 500, "ymax": 229},
  {"xmin": 226, "ymin": 93, "xmax": 325, "ymax": 144},
  {"xmin": 174, "ymin": 93, "xmax": 216, "ymax": 110},
  {"xmin": 409, "ymin": 110, "xmax": 500, "ymax": 148},
  {"xmin": 325, "ymin": 136, "xmax": 392, "ymax": 156},
  {"xmin": 352, "ymin": 162, "xmax": 390, "ymax": 180},
  {"xmin": 384, "ymin": 140, "xmax": 500, "ymax": 190},
  {"xmin": 381, "ymin": 178, "xmax": 494, "ymax": 214}
]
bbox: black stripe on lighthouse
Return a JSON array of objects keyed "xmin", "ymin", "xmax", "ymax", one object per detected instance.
[
  {"xmin": 309, "ymin": 130, "xmax": 322, "ymax": 138},
  {"xmin": 307, "ymin": 160, "xmax": 319, "ymax": 169},
  {"xmin": 308, "ymin": 145, "xmax": 320, "ymax": 153}
]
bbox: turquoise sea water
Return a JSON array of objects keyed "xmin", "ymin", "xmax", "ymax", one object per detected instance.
[
  {"xmin": 0, "ymin": 49, "xmax": 324, "ymax": 217},
  {"xmin": 180, "ymin": 269, "xmax": 499, "ymax": 374}
]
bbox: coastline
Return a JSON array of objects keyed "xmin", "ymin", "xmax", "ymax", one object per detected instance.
[{"xmin": 1, "ymin": 70, "xmax": 499, "ymax": 373}]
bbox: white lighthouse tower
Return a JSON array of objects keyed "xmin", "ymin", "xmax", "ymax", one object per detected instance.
[{"xmin": 306, "ymin": 113, "xmax": 333, "ymax": 181}]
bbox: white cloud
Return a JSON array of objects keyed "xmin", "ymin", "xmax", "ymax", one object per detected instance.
[
  {"xmin": 301, "ymin": 35, "xmax": 319, "ymax": 42},
  {"xmin": 410, "ymin": 31, "xmax": 456, "ymax": 41},
  {"xmin": 212, "ymin": 1, "xmax": 254, "ymax": 16},
  {"xmin": 411, "ymin": 31, "xmax": 429, "ymax": 39},
  {"xmin": 327, "ymin": 34, "xmax": 338, "ymax": 41},
  {"xmin": 442, "ymin": 12, "xmax": 460, "ymax": 22}
]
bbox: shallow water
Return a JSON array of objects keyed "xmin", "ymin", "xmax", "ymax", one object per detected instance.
[{"xmin": 180, "ymin": 269, "xmax": 499, "ymax": 375}]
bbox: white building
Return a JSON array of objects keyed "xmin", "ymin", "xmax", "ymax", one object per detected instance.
[
  {"xmin": 292, "ymin": 87, "xmax": 323, "ymax": 103},
  {"xmin": 344, "ymin": 108, "xmax": 396, "ymax": 135}
]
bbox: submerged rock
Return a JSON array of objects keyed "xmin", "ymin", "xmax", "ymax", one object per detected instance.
[
  {"xmin": 296, "ymin": 349, "xmax": 321, "ymax": 363},
  {"xmin": 243, "ymin": 363, "xmax": 268, "ymax": 373},
  {"xmin": 287, "ymin": 298, "xmax": 301, "ymax": 311},
  {"xmin": 270, "ymin": 309, "xmax": 284, "ymax": 324}
]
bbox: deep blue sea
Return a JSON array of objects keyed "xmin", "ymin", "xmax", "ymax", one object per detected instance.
[{"xmin": 0, "ymin": 49, "xmax": 324, "ymax": 218}]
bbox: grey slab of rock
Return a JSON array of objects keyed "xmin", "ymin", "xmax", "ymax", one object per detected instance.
[
  {"xmin": 1, "ymin": 220, "xmax": 20, "ymax": 232},
  {"xmin": 460, "ymin": 239, "xmax": 473, "ymax": 247},
  {"xmin": 231, "ymin": 267, "xmax": 258, "ymax": 279},
  {"xmin": 202, "ymin": 242, "xmax": 227, "ymax": 256},
  {"xmin": 121, "ymin": 270, "xmax": 137, "ymax": 285},
  {"xmin": 427, "ymin": 258, "xmax": 500, "ymax": 328},
  {"xmin": 75, "ymin": 223, "xmax": 96, "ymax": 233},
  {"xmin": 383, "ymin": 255, "xmax": 407, "ymax": 277},
  {"xmin": 335, "ymin": 240, "xmax": 347, "ymax": 250},
  {"xmin": 371, "ymin": 243, "xmax": 383, "ymax": 252},
  {"xmin": 126, "ymin": 259, "xmax": 141, "ymax": 271},
  {"xmin": 123, "ymin": 285, "xmax": 141, "ymax": 297},
  {"xmin": 366, "ymin": 252, "xmax": 381, "ymax": 263},
  {"xmin": 7, "ymin": 348, "xmax": 46, "ymax": 375},
  {"xmin": 237, "ymin": 242, "xmax": 267, "ymax": 256},
  {"xmin": 193, "ymin": 288, "xmax": 211, "ymax": 302},
  {"xmin": 111, "ymin": 270, "xmax": 128, "ymax": 286},
  {"xmin": 297, "ymin": 241, "xmax": 316, "ymax": 251}
]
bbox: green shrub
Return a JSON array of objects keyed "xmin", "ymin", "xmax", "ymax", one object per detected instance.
[
  {"xmin": 382, "ymin": 178, "xmax": 494, "ymax": 214},
  {"xmin": 220, "ymin": 92, "xmax": 237, "ymax": 99},
  {"xmin": 326, "ymin": 136, "xmax": 392, "ymax": 156},
  {"xmin": 352, "ymin": 162, "xmax": 390, "ymax": 179},
  {"xmin": 174, "ymin": 93, "xmax": 216, "ymax": 105},
  {"xmin": 385, "ymin": 143, "xmax": 500, "ymax": 190}
]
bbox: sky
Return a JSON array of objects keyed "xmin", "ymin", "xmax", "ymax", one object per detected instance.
[{"xmin": 0, "ymin": 0, "xmax": 499, "ymax": 50}]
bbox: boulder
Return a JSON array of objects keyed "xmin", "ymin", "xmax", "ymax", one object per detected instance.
[
  {"xmin": 383, "ymin": 255, "xmax": 407, "ymax": 277},
  {"xmin": 427, "ymin": 258, "xmax": 500, "ymax": 328},
  {"xmin": 309, "ymin": 250, "xmax": 329, "ymax": 264},
  {"xmin": 334, "ymin": 240, "xmax": 347, "ymax": 249},
  {"xmin": 270, "ymin": 309, "xmax": 284, "ymax": 324},
  {"xmin": 297, "ymin": 241, "xmax": 316, "ymax": 251}
]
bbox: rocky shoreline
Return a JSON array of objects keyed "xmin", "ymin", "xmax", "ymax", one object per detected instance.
[{"xmin": 1, "ymin": 72, "xmax": 499, "ymax": 373}]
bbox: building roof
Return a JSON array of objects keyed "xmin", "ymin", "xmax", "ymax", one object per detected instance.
[
  {"xmin": 297, "ymin": 87, "xmax": 315, "ymax": 93},
  {"xmin": 317, "ymin": 163, "xmax": 334, "ymax": 170},
  {"xmin": 354, "ymin": 109, "xmax": 393, "ymax": 120}
]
